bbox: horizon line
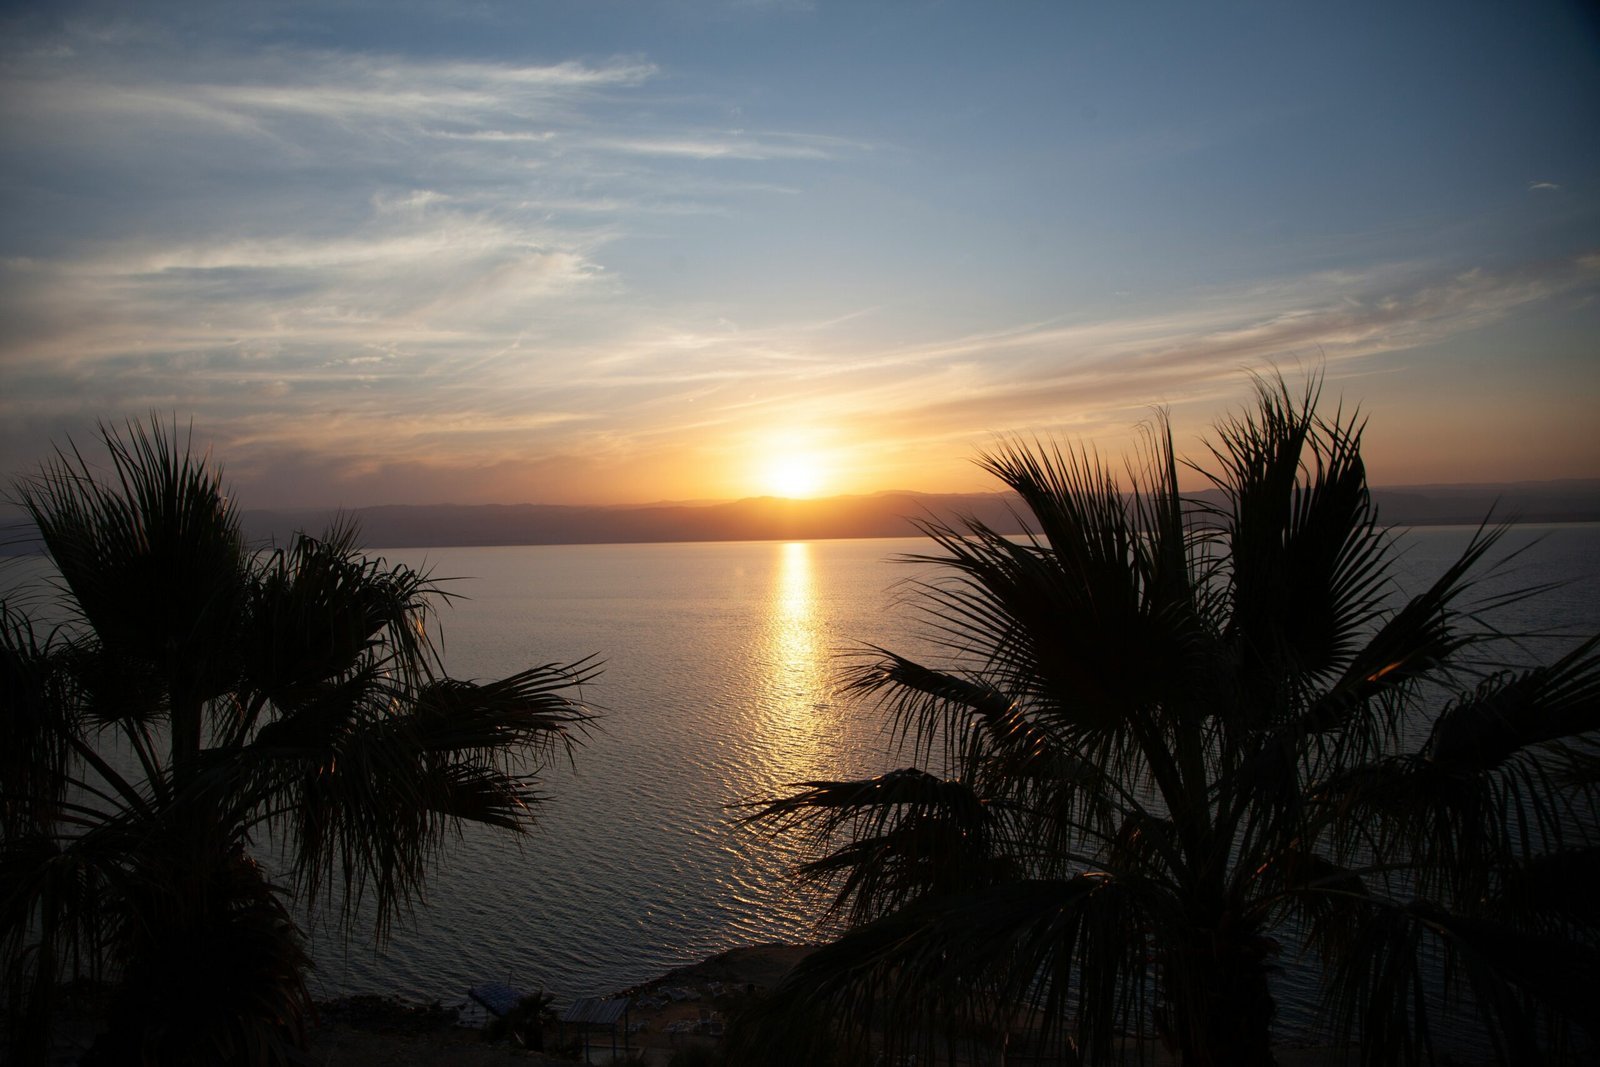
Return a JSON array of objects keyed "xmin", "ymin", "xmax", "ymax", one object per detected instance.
[{"xmin": 234, "ymin": 475, "xmax": 1600, "ymax": 514}]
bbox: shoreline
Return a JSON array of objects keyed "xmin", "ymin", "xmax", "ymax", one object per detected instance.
[
  {"xmin": 46, "ymin": 943, "xmax": 1480, "ymax": 1065},
  {"xmin": 299, "ymin": 943, "xmax": 1387, "ymax": 1067},
  {"xmin": 305, "ymin": 943, "xmax": 818, "ymax": 1066}
]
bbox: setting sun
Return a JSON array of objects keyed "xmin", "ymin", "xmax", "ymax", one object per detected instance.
[{"xmin": 765, "ymin": 455, "xmax": 826, "ymax": 498}]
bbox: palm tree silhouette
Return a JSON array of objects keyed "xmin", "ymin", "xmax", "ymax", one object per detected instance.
[
  {"xmin": 742, "ymin": 378, "xmax": 1600, "ymax": 1066},
  {"xmin": 0, "ymin": 420, "xmax": 595, "ymax": 1064}
]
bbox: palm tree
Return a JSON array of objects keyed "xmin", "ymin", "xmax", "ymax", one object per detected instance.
[
  {"xmin": 741, "ymin": 378, "xmax": 1600, "ymax": 1066},
  {"xmin": 0, "ymin": 420, "xmax": 596, "ymax": 1065}
]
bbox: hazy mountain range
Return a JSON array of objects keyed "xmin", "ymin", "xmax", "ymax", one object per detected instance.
[
  {"xmin": 229, "ymin": 480, "xmax": 1600, "ymax": 550},
  {"xmin": 2, "ymin": 481, "xmax": 1592, "ymax": 556}
]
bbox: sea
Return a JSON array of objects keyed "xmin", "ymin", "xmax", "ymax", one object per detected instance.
[
  {"xmin": 303, "ymin": 526, "xmax": 1600, "ymax": 1025},
  {"xmin": 6, "ymin": 524, "xmax": 1599, "ymax": 1041}
]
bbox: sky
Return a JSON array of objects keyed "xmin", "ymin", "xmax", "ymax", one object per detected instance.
[{"xmin": 1, "ymin": 0, "xmax": 1597, "ymax": 508}]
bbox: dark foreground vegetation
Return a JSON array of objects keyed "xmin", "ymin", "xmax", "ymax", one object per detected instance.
[
  {"xmin": 741, "ymin": 377, "xmax": 1600, "ymax": 1066},
  {"xmin": 3, "ymin": 376, "xmax": 1598, "ymax": 1067},
  {"xmin": 0, "ymin": 421, "xmax": 595, "ymax": 1064}
]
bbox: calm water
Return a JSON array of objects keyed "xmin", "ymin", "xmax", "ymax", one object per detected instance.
[
  {"xmin": 304, "ymin": 525, "xmax": 1600, "ymax": 1021},
  {"xmin": 301, "ymin": 537, "xmax": 943, "ymax": 1005},
  {"xmin": 5, "ymin": 524, "xmax": 1598, "ymax": 1038}
]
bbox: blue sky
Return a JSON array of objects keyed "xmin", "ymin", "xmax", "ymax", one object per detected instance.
[{"xmin": 1, "ymin": 0, "xmax": 1596, "ymax": 506}]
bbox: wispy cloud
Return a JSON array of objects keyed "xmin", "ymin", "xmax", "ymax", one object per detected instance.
[
  {"xmin": 592, "ymin": 135, "xmax": 833, "ymax": 161},
  {"xmin": 2, "ymin": 9, "xmax": 1596, "ymax": 506},
  {"xmin": 638, "ymin": 254, "xmax": 1600, "ymax": 453},
  {"xmin": 8, "ymin": 238, "xmax": 1589, "ymax": 505},
  {"xmin": 0, "ymin": 27, "xmax": 867, "ymax": 501}
]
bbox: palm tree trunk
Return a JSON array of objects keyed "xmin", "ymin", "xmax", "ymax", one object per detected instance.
[{"xmin": 1163, "ymin": 926, "xmax": 1277, "ymax": 1067}]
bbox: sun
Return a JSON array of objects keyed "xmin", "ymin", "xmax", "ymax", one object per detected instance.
[{"xmin": 765, "ymin": 455, "xmax": 825, "ymax": 498}]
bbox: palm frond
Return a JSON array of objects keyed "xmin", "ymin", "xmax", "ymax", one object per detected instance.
[
  {"xmin": 0, "ymin": 604, "xmax": 72, "ymax": 837},
  {"xmin": 746, "ymin": 769, "xmax": 994, "ymax": 919},
  {"xmin": 1317, "ymin": 898, "xmax": 1441, "ymax": 1067},
  {"xmin": 12, "ymin": 417, "xmax": 249, "ymax": 769},
  {"xmin": 1487, "ymin": 846, "xmax": 1600, "ymax": 932},
  {"xmin": 746, "ymin": 373, "xmax": 1600, "ymax": 1064},
  {"xmin": 1209, "ymin": 379, "xmax": 1396, "ymax": 700},
  {"xmin": 1313, "ymin": 639, "xmax": 1600, "ymax": 913},
  {"xmin": 1412, "ymin": 904, "xmax": 1599, "ymax": 1063},
  {"xmin": 842, "ymin": 647, "xmax": 1071, "ymax": 782},
  {"xmin": 3, "ymin": 420, "xmax": 600, "ymax": 1057},
  {"xmin": 263, "ymin": 659, "xmax": 596, "ymax": 940},
  {"xmin": 1299, "ymin": 519, "xmax": 1510, "ymax": 747},
  {"xmin": 1426, "ymin": 637, "xmax": 1600, "ymax": 773},
  {"xmin": 406, "ymin": 660, "xmax": 599, "ymax": 760},
  {"xmin": 736, "ymin": 877, "xmax": 1145, "ymax": 1067}
]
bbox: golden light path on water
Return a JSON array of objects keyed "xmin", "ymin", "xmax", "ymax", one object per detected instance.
[
  {"xmin": 754, "ymin": 542, "xmax": 830, "ymax": 792},
  {"xmin": 11, "ymin": 527, "xmax": 1592, "ymax": 1042}
]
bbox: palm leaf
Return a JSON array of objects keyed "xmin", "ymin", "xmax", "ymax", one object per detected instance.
[
  {"xmin": 744, "ymin": 374, "xmax": 1600, "ymax": 1063},
  {"xmin": 0, "ymin": 605, "xmax": 72, "ymax": 837},
  {"xmin": 13, "ymin": 417, "xmax": 249, "ymax": 769},
  {"xmin": 3, "ymin": 420, "xmax": 599, "ymax": 1058},
  {"xmin": 1426, "ymin": 637, "xmax": 1600, "ymax": 772}
]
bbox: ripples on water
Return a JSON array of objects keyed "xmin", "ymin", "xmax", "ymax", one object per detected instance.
[
  {"xmin": 302, "ymin": 537, "xmax": 948, "ymax": 1006},
  {"xmin": 303, "ymin": 526, "xmax": 1600, "ymax": 1021},
  {"xmin": 6, "ymin": 525, "xmax": 1598, "ymax": 1041}
]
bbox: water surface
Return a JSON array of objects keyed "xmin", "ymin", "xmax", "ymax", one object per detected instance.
[
  {"xmin": 7, "ymin": 524, "xmax": 1597, "ymax": 1040},
  {"xmin": 308, "ymin": 525, "xmax": 1600, "ymax": 1021}
]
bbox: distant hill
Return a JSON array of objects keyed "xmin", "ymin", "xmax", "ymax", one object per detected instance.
[
  {"xmin": 232, "ymin": 479, "xmax": 1600, "ymax": 549},
  {"xmin": 237, "ymin": 491, "xmax": 1027, "ymax": 549},
  {"xmin": 4, "ymin": 480, "xmax": 1593, "ymax": 555},
  {"xmin": 1367, "ymin": 480, "xmax": 1600, "ymax": 525}
]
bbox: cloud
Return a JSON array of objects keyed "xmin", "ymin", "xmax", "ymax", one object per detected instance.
[
  {"xmin": 0, "ymin": 28, "xmax": 852, "ymax": 386},
  {"xmin": 2, "ymin": 14, "xmax": 1594, "ymax": 506},
  {"xmin": 1527, "ymin": 180, "xmax": 1561, "ymax": 192},
  {"xmin": 647, "ymin": 253, "xmax": 1600, "ymax": 454},
  {"xmin": 426, "ymin": 129, "xmax": 557, "ymax": 143},
  {"xmin": 6, "ymin": 53, "xmax": 645, "ymax": 128},
  {"xmin": 4, "ymin": 246, "xmax": 1593, "ymax": 506},
  {"xmin": 593, "ymin": 136, "xmax": 828, "ymax": 161},
  {"xmin": 592, "ymin": 130, "xmax": 865, "ymax": 161}
]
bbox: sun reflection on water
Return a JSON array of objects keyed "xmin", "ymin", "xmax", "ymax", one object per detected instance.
[{"xmin": 756, "ymin": 541, "xmax": 831, "ymax": 790}]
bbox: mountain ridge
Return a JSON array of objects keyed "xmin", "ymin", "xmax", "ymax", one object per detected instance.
[{"xmin": 234, "ymin": 479, "xmax": 1600, "ymax": 549}]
